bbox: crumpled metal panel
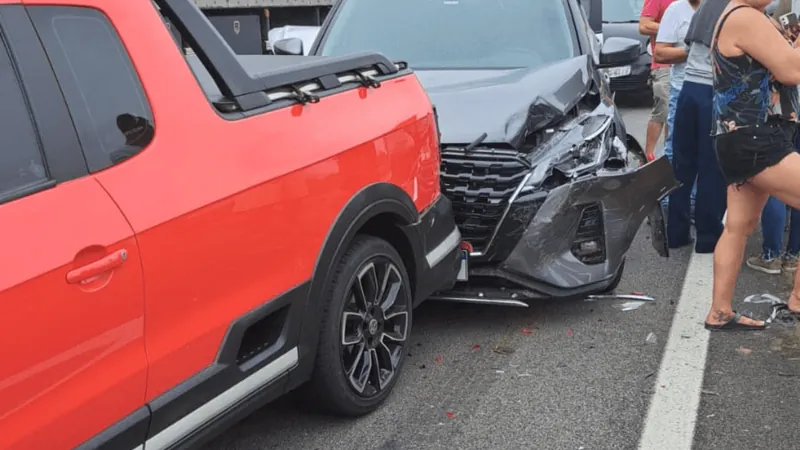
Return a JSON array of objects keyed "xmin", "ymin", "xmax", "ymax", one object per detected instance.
[
  {"xmin": 501, "ymin": 156, "xmax": 678, "ymax": 289},
  {"xmin": 416, "ymin": 55, "xmax": 593, "ymax": 149},
  {"xmin": 193, "ymin": 0, "xmax": 332, "ymax": 8}
]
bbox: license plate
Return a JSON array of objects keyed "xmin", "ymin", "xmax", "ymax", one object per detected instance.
[
  {"xmin": 602, "ymin": 65, "xmax": 632, "ymax": 78},
  {"xmin": 457, "ymin": 250, "xmax": 469, "ymax": 281}
]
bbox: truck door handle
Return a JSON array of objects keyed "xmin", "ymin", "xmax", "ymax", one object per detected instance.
[{"xmin": 66, "ymin": 249, "xmax": 128, "ymax": 284}]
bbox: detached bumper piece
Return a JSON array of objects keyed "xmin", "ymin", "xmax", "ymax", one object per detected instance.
[{"xmin": 433, "ymin": 154, "xmax": 677, "ymax": 306}]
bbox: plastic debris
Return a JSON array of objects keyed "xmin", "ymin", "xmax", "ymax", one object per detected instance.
[
  {"xmin": 645, "ymin": 332, "xmax": 657, "ymax": 344},
  {"xmin": 613, "ymin": 300, "xmax": 649, "ymax": 312},
  {"xmin": 493, "ymin": 345, "xmax": 515, "ymax": 355},
  {"xmin": 434, "ymin": 355, "xmax": 443, "ymax": 364},
  {"xmin": 445, "ymin": 411, "xmax": 456, "ymax": 419},
  {"xmin": 567, "ymin": 329, "xmax": 574, "ymax": 337},
  {"xmin": 495, "ymin": 370, "xmax": 505, "ymax": 374},
  {"xmin": 471, "ymin": 344, "xmax": 481, "ymax": 351},
  {"xmin": 744, "ymin": 293, "xmax": 783, "ymax": 305},
  {"xmin": 586, "ymin": 293, "xmax": 656, "ymax": 302},
  {"xmin": 737, "ymin": 347, "xmax": 753, "ymax": 355},
  {"xmin": 521, "ymin": 327, "xmax": 535, "ymax": 335}
]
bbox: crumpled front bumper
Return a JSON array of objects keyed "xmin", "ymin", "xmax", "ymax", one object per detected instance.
[{"xmin": 460, "ymin": 155, "xmax": 678, "ymax": 299}]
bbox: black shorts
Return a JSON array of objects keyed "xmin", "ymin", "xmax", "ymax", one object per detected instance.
[{"xmin": 713, "ymin": 120, "xmax": 797, "ymax": 186}]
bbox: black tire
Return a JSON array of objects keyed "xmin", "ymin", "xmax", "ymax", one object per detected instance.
[{"xmin": 303, "ymin": 235, "xmax": 413, "ymax": 416}]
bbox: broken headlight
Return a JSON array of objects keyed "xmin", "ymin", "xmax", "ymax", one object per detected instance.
[{"xmin": 524, "ymin": 113, "xmax": 615, "ymax": 188}]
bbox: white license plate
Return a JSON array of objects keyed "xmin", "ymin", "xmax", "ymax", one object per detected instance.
[
  {"xmin": 603, "ymin": 65, "xmax": 632, "ymax": 78},
  {"xmin": 457, "ymin": 250, "xmax": 469, "ymax": 281}
]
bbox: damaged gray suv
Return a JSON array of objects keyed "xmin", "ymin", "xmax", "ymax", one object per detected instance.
[{"xmin": 274, "ymin": 0, "xmax": 679, "ymax": 305}]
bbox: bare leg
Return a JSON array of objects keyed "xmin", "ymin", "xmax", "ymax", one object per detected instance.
[
  {"xmin": 751, "ymin": 153, "xmax": 800, "ymax": 312},
  {"xmin": 645, "ymin": 120, "xmax": 664, "ymax": 159},
  {"xmin": 706, "ymin": 183, "xmax": 768, "ymax": 326}
]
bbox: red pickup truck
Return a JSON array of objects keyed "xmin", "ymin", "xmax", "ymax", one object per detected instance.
[{"xmin": 0, "ymin": 0, "xmax": 461, "ymax": 448}]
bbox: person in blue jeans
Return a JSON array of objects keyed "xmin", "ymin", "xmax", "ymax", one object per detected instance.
[
  {"xmin": 746, "ymin": 135, "xmax": 800, "ymax": 275},
  {"xmin": 656, "ymin": 0, "xmax": 699, "ymax": 213}
]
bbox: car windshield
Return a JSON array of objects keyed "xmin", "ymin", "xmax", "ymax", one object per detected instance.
[
  {"xmin": 318, "ymin": 0, "xmax": 577, "ymax": 70},
  {"xmin": 602, "ymin": 0, "xmax": 644, "ymax": 23}
]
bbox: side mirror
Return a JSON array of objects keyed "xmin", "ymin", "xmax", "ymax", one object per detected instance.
[
  {"xmin": 599, "ymin": 37, "xmax": 641, "ymax": 67},
  {"xmin": 272, "ymin": 37, "xmax": 303, "ymax": 56}
]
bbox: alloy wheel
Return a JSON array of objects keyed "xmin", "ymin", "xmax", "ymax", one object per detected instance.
[{"xmin": 340, "ymin": 258, "xmax": 409, "ymax": 397}]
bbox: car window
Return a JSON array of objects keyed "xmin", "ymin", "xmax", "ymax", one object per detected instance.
[
  {"xmin": 0, "ymin": 34, "xmax": 48, "ymax": 200},
  {"xmin": 28, "ymin": 6, "xmax": 154, "ymax": 172},
  {"xmin": 319, "ymin": 0, "xmax": 577, "ymax": 70},
  {"xmin": 602, "ymin": 0, "xmax": 645, "ymax": 23}
]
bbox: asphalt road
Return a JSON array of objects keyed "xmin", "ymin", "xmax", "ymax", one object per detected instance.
[{"xmin": 205, "ymin": 105, "xmax": 800, "ymax": 450}]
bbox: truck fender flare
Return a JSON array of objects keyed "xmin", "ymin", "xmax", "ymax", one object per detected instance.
[{"xmin": 291, "ymin": 182, "xmax": 421, "ymax": 385}]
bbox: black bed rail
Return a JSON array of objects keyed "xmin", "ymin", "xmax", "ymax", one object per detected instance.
[{"xmin": 155, "ymin": 0, "xmax": 400, "ymax": 112}]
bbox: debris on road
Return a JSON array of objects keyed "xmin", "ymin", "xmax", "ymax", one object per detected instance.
[
  {"xmin": 434, "ymin": 355, "xmax": 443, "ymax": 364},
  {"xmin": 744, "ymin": 293, "xmax": 783, "ymax": 305},
  {"xmin": 445, "ymin": 411, "xmax": 456, "ymax": 419},
  {"xmin": 471, "ymin": 344, "xmax": 481, "ymax": 351},
  {"xmin": 586, "ymin": 293, "xmax": 656, "ymax": 312},
  {"xmin": 737, "ymin": 347, "xmax": 753, "ymax": 355},
  {"xmin": 493, "ymin": 345, "xmax": 515, "ymax": 355},
  {"xmin": 613, "ymin": 300, "xmax": 649, "ymax": 312},
  {"xmin": 521, "ymin": 327, "xmax": 535, "ymax": 335},
  {"xmin": 586, "ymin": 293, "xmax": 656, "ymax": 302},
  {"xmin": 566, "ymin": 329, "xmax": 574, "ymax": 337},
  {"xmin": 645, "ymin": 332, "xmax": 657, "ymax": 344}
]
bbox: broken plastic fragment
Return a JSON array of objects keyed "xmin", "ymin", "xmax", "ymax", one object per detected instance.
[
  {"xmin": 522, "ymin": 327, "xmax": 535, "ymax": 335},
  {"xmin": 613, "ymin": 300, "xmax": 648, "ymax": 312},
  {"xmin": 493, "ymin": 345, "xmax": 515, "ymax": 355},
  {"xmin": 743, "ymin": 293, "xmax": 783, "ymax": 305},
  {"xmin": 587, "ymin": 294, "xmax": 655, "ymax": 302},
  {"xmin": 737, "ymin": 347, "xmax": 753, "ymax": 355},
  {"xmin": 567, "ymin": 329, "xmax": 574, "ymax": 337},
  {"xmin": 472, "ymin": 344, "xmax": 481, "ymax": 351},
  {"xmin": 445, "ymin": 411, "xmax": 456, "ymax": 419},
  {"xmin": 645, "ymin": 332, "xmax": 657, "ymax": 344},
  {"xmin": 434, "ymin": 355, "xmax": 443, "ymax": 364}
]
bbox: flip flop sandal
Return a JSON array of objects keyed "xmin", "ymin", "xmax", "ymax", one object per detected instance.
[{"xmin": 704, "ymin": 311, "xmax": 767, "ymax": 331}]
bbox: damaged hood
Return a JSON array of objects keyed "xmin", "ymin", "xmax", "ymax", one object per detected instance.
[{"xmin": 415, "ymin": 56, "xmax": 594, "ymax": 149}]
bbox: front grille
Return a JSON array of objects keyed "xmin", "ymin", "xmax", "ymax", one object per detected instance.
[{"xmin": 439, "ymin": 147, "xmax": 530, "ymax": 253}]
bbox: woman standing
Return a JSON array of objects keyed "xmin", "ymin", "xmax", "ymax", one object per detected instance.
[{"xmin": 706, "ymin": 0, "xmax": 800, "ymax": 330}]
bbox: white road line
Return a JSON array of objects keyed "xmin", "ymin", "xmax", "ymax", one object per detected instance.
[{"xmin": 638, "ymin": 251, "xmax": 714, "ymax": 450}]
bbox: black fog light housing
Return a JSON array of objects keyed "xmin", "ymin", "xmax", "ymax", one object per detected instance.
[{"xmin": 571, "ymin": 202, "xmax": 606, "ymax": 264}]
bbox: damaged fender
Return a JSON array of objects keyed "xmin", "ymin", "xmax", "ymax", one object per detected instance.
[{"xmin": 502, "ymin": 156, "xmax": 678, "ymax": 290}]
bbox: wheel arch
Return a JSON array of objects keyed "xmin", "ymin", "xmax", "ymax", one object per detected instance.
[{"xmin": 288, "ymin": 182, "xmax": 424, "ymax": 390}]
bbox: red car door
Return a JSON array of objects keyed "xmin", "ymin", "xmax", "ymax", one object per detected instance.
[{"xmin": 0, "ymin": 7, "xmax": 148, "ymax": 449}]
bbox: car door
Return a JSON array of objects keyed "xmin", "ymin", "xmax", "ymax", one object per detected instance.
[{"xmin": 0, "ymin": 7, "xmax": 148, "ymax": 450}]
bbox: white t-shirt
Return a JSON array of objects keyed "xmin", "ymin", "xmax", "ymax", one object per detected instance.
[{"xmin": 655, "ymin": 0, "xmax": 696, "ymax": 90}]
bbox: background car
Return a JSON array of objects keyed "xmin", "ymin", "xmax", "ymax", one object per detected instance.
[
  {"xmin": 597, "ymin": 0, "xmax": 651, "ymax": 102},
  {"xmin": 267, "ymin": 25, "xmax": 320, "ymax": 55}
]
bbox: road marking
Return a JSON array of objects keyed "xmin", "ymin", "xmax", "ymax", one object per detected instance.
[{"xmin": 638, "ymin": 251, "xmax": 714, "ymax": 450}]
